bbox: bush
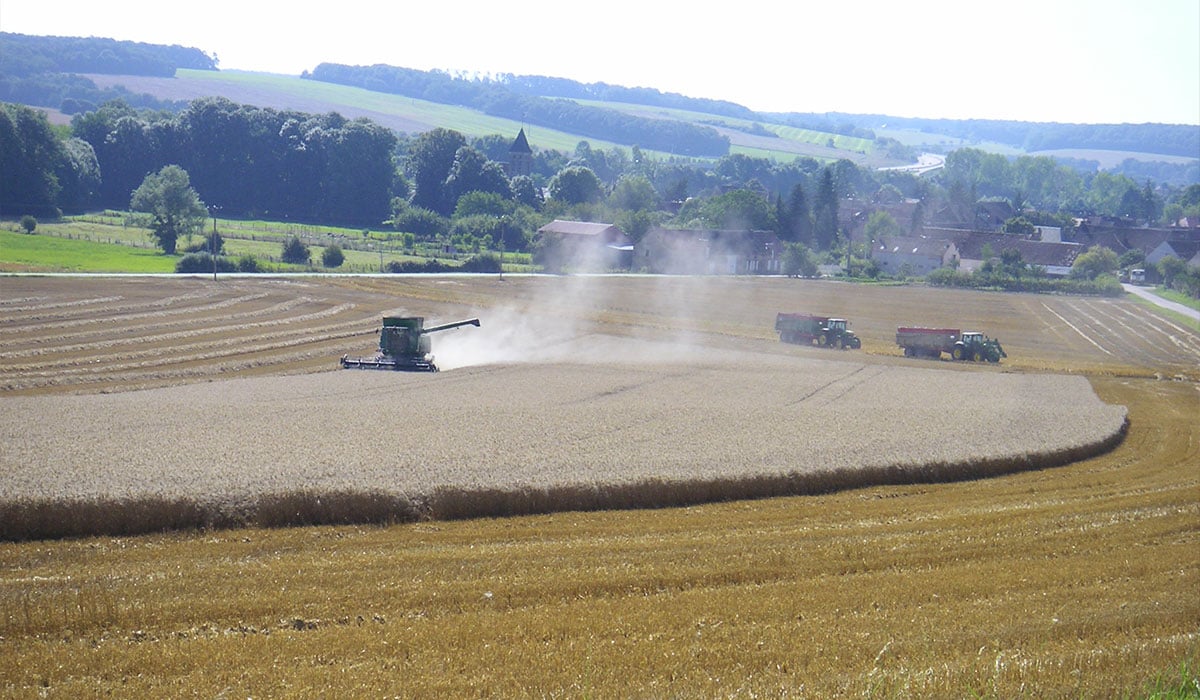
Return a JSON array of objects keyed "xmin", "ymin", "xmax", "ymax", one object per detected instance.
[
  {"xmin": 321, "ymin": 244, "xmax": 345, "ymax": 268},
  {"xmin": 281, "ymin": 237, "xmax": 310, "ymax": 265},
  {"xmin": 461, "ymin": 253, "xmax": 501, "ymax": 273},
  {"xmin": 184, "ymin": 232, "xmax": 224, "ymax": 255},
  {"xmin": 19, "ymin": 215, "xmax": 36, "ymax": 234},
  {"xmin": 925, "ymin": 266, "xmax": 1123, "ymax": 297},
  {"xmin": 175, "ymin": 253, "xmax": 237, "ymax": 274},
  {"xmin": 392, "ymin": 206, "xmax": 449, "ymax": 237},
  {"xmin": 236, "ymin": 255, "xmax": 261, "ymax": 273}
]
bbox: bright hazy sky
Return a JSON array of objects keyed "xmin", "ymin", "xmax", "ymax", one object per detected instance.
[{"xmin": 3, "ymin": 0, "xmax": 1198, "ymax": 126}]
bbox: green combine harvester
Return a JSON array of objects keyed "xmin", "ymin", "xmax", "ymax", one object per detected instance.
[{"xmin": 341, "ymin": 316, "xmax": 480, "ymax": 372}]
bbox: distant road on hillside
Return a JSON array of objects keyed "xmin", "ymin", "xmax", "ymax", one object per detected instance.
[{"xmin": 878, "ymin": 152, "xmax": 945, "ymax": 174}]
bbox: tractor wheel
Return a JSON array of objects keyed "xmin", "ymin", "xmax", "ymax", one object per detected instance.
[
  {"xmin": 952, "ymin": 346, "xmax": 965, "ymax": 360},
  {"xmin": 818, "ymin": 335, "xmax": 827, "ymax": 347},
  {"xmin": 973, "ymin": 350, "xmax": 983, "ymax": 362}
]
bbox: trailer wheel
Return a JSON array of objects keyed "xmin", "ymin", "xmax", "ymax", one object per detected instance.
[{"xmin": 903, "ymin": 347, "xmax": 914, "ymax": 358}]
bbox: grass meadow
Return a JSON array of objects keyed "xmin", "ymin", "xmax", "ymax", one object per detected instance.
[
  {"xmin": 0, "ymin": 229, "xmax": 175, "ymax": 273},
  {"xmin": 0, "ymin": 276, "xmax": 1196, "ymax": 697}
]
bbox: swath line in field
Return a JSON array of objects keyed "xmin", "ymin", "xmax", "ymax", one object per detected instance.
[
  {"xmin": 1042, "ymin": 302, "xmax": 1112, "ymax": 355},
  {"xmin": 1078, "ymin": 299, "xmax": 1176, "ymax": 360},
  {"xmin": 1103, "ymin": 301, "xmax": 1200, "ymax": 359}
]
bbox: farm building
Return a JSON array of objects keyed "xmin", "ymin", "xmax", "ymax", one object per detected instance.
[
  {"xmin": 1144, "ymin": 239, "xmax": 1200, "ymax": 282},
  {"xmin": 922, "ymin": 228, "xmax": 1083, "ymax": 277},
  {"xmin": 872, "ymin": 236, "xmax": 960, "ymax": 276},
  {"xmin": 535, "ymin": 220, "xmax": 632, "ymax": 272},
  {"xmin": 633, "ymin": 228, "xmax": 783, "ymax": 275}
]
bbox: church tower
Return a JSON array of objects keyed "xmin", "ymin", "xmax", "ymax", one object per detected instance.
[{"xmin": 506, "ymin": 128, "xmax": 533, "ymax": 178}]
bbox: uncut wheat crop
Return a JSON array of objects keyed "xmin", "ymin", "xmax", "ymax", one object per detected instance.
[{"xmin": 0, "ymin": 334, "xmax": 1127, "ymax": 538}]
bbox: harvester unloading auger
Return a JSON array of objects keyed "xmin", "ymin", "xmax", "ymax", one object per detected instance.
[{"xmin": 340, "ymin": 316, "xmax": 480, "ymax": 372}]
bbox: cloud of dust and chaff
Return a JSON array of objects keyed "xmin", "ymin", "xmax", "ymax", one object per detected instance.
[{"xmin": 430, "ymin": 275, "xmax": 725, "ymax": 370}]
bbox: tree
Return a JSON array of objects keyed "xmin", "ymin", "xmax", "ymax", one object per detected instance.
[
  {"xmin": 129, "ymin": 165, "xmax": 207, "ymax": 255},
  {"xmin": 321, "ymin": 244, "xmax": 345, "ymax": 268},
  {"xmin": 547, "ymin": 166, "xmax": 602, "ymax": 205},
  {"xmin": 812, "ymin": 167, "xmax": 839, "ymax": 251},
  {"xmin": 783, "ymin": 183, "xmax": 812, "ymax": 244},
  {"xmin": 20, "ymin": 215, "xmax": 37, "ymax": 234},
  {"xmin": 863, "ymin": 211, "xmax": 902, "ymax": 247},
  {"xmin": 1003, "ymin": 216, "xmax": 1035, "ymax": 235},
  {"xmin": 782, "ymin": 242, "xmax": 818, "ymax": 278},
  {"xmin": 608, "ymin": 175, "xmax": 659, "ymax": 212},
  {"xmin": 408, "ymin": 128, "xmax": 467, "ymax": 215},
  {"xmin": 1118, "ymin": 249, "xmax": 1145, "ymax": 270},
  {"xmin": 1157, "ymin": 255, "xmax": 1187, "ymax": 288},
  {"xmin": 695, "ymin": 189, "xmax": 774, "ymax": 230},
  {"xmin": 443, "ymin": 146, "xmax": 512, "ymax": 209},
  {"xmin": 281, "ymin": 236, "xmax": 310, "ymax": 265},
  {"xmin": 1070, "ymin": 245, "xmax": 1119, "ymax": 280},
  {"xmin": 0, "ymin": 103, "xmax": 69, "ymax": 217},
  {"xmin": 509, "ymin": 175, "xmax": 543, "ymax": 210}
]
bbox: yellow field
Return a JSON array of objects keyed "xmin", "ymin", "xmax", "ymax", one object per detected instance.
[{"xmin": 0, "ymin": 275, "xmax": 1197, "ymax": 697}]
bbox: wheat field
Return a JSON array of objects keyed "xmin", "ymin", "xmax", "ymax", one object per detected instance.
[{"xmin": 0, "ymin": 275, "xmax": 1196, "ymax": 697}]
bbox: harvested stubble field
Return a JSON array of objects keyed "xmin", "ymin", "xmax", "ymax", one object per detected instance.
[{"xmin": 0, "ymin": 274, "xmax": 1197, "ymax": 697}]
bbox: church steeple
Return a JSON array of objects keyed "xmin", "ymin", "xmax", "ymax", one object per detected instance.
[{"xmin": 506, "ymin": 128, "xmax": 533, "ymax": 177}]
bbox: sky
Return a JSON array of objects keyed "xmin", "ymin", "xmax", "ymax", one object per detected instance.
[{"xmin": 2, "ymin": 0, "xmax": 1198, "ymax": 126}]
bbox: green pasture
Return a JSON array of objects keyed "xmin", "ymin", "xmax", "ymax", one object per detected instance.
[
  {"xmin": 0, "ymin": 229, "xmax": 175, "ymax": 273},
  {"xmin": 2, "ymin": 214, "xmax": 530, "ymax": 274}
]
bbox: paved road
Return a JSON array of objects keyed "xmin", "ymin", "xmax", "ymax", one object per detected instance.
[{"xmin": 1123, "ymin": 284, "xmax": 1200, "ymax": 321}]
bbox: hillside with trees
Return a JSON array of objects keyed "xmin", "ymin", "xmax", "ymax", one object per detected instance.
[
  {"xmin": 305, "ymin": 63, "xmax": 732, "ymax": 157},
  {"xmin": 0, "ymin": 32, "xmax": 212, "ymax": 115}
]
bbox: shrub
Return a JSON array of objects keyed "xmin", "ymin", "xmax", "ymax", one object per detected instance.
[
  {"xmin": 19, "ymin": 215, "xmax": 36, "ymax": 234},
  {"xmin": 281, "ymin": 236, "xmax": 310, "ymax": 265},
  {"xmin": 322, "ymin": 244, "xmax": 345, "ymax": 268},
  {"xmin": 175, "ymin": 253, "xmax": 236, "ymax": 274},
  {"xmin": 184, "ymin": 232, "xmax": 224, "ymax": 255},
  {"xmin": 236, "ymin": 255, "xmax": 261, "ymax": 273}
]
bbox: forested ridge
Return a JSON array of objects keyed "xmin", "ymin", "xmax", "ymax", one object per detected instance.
[
  {"xmin": 305, "ymin": 63, "xmax": 732, "ymax": 157},
  {"xmin": 794, "ymin": 112, "xmax": 1199, "ymax": 160},
  {"xmin": 0, "ymin": 32, "xmax": 209, "ymax": 115}
]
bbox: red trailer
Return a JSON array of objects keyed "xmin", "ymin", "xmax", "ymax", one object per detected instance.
[{"xmin": 895, "ymin": 327, "xmax": 961, "ymax": 359}]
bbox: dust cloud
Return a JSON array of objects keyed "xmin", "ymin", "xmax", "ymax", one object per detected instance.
[{"xmin": 430, "ymin": 274, "xmax": 725, "ymax": 370}]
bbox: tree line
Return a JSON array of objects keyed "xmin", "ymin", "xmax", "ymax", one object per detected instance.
[
  {"xmin": 0, "ymin": 32, "xmax": 209, "ymax": 116},
  {"xmin": 306, "ymin": 63, "xmax": 731, "ymax": 157},
  {"xmin": 805, "ymin": 111, "xmax": 1199, "ymax": 160}
]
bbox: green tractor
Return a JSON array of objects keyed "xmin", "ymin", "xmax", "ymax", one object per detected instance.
[{"xmin": 952, "ymin": 331, "xmax": 1006, "ymax": 363}]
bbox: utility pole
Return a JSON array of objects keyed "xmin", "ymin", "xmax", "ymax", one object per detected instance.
[{"xmin": 209, "ymin": 207, "xmax": 219, "ymax": 281}]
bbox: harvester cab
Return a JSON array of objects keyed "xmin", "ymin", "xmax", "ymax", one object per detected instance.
[{"xmin": 341, "ymin": 316, "xmax": 480, "ymax": 372}]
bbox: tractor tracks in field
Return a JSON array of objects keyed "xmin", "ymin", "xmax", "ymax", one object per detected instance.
[{"xmin": 784, "ymin": 363, "xmax": 883, "ymax": 409}]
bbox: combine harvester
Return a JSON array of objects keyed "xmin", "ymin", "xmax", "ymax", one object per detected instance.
[
  {"xmin": 341, "ymin": 316, "xmax": 480, "ymax": 372},
  {"xmin": 895, "ymin": 327, "xmax": 1006, "ymax": 363}
]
